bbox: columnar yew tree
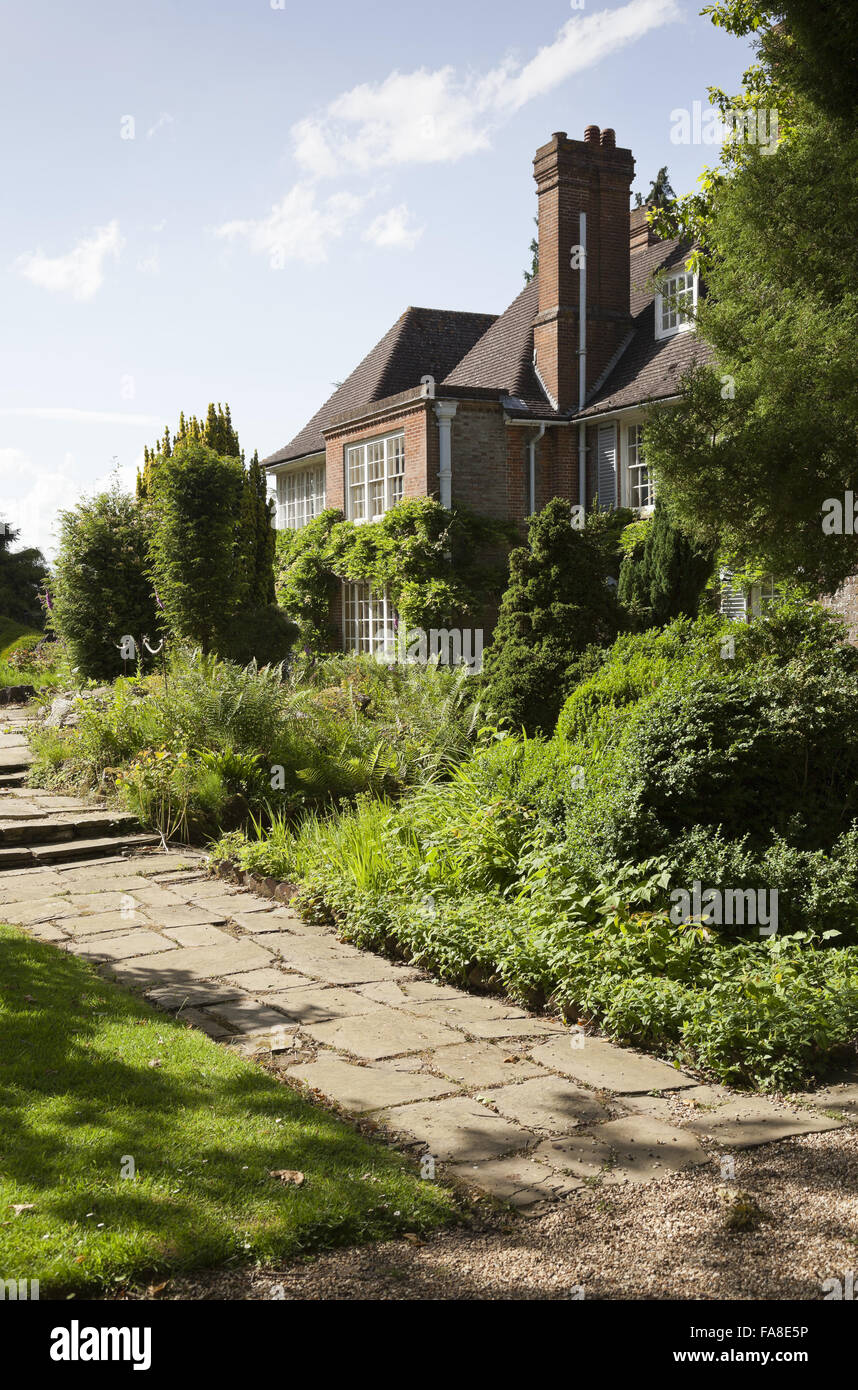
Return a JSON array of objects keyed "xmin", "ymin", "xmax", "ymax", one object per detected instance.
[
  {"xmin": 52, "ymin": 489, "xmax": 157, "ymax": 678},
  {"xmin": 148, "ymin": 443, "xmax": 246, "ymax": 655},
  {"xmin": 482, "ymin": 498, "xmax": 619, "ymax": 735},
  {"xmin": 618, "ymin": 501, "xmax": 714, "ymax": 628}
]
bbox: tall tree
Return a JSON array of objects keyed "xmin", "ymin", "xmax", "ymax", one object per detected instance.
[
  {"xmin": 482, "ymin": 499, "xmax": 619, "ymax": 735},
  {"xmin": 0, "ymin": 521, "xmax": 48, "ymax": 629},
  {"xmin": 643, "ymin": 3, "xmax": 858, "ymax": 594},
  {"xmin": 148, "ymin": 442, "xmax": 246, "ymax": 655},
  {"xmin": 634, "ymin": 166, "xmax": 676, "ymax": 209},
  {"xmin": 51, "ymin": 490, "xmax": 157, "ymax": 679},
  {"xmin": 618, "ymin": 501, "xmax": 715, "ymax": 628}
]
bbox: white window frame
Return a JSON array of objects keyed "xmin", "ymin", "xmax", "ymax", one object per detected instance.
[
  {"xmin": 276, "ymin": 459, "xmax": 326, "ymax": 530},
  {"xmin": 342, "ymin": 581, "xmax": 399, "ymax": 658},
  {"xmin": 654, "ymin": 270, "xmax": 697, "ymax": 340},
  {"xmin": 345, "ymin": 431, "xmax": 405, "ymax": 524},
  {"xmin": 623, "ymin": 420, "xmax": 655, "ymax": 512}
]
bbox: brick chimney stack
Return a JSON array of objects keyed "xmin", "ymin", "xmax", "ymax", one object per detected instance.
[{"xmin": 532, "ymin": 127, "xmax": 635, "ymax": 411}]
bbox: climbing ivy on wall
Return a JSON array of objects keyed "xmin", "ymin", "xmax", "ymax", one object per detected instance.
[{"xmin": 275, "ymin": 498, "xmax": 515, "ymax": 654}]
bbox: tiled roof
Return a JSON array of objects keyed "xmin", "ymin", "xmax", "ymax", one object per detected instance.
[
  {"xmin": 264, "ymin": 306, "xmax": 497, "ymax": 466},
  {"xmin": 441, "ymin": 279, "xmax": 554, "ymax": 416},
  {"xmin": 266, "ymin": 236, "xmax": 712, "ymax": 463},
  {"xmin": 576, "ymin": 238, "xmax": 712, "ymax": 418}
]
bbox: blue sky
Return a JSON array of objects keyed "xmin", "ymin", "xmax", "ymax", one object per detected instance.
[{"xmin": 0, "ymin": 0, "xmax": 754, "ymax": 560}]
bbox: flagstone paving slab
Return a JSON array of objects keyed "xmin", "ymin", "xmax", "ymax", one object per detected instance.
[
  {"xmin": 530, "ymin": 1035, "xmax": 696, "ymax": 1093},
  {"xmin": 1, "ymin": 897, "xmax": 76, "ymax": 924},
  {"xmin": 255, "ymin": 935, "xmax": 420, "ymax": 986},
  {"xmin": 146, "ymin": 983, "xmax": 245, "ymax": 1010},
  {"xmin": 535, "ymin": 1116, "xmax": 710, "ymax": 1186},
  {"xmin": 63, "ymin": 909, "xmax": 151, "ymax": 936},
  {"xmin": 0, "ymin": 874, "xmax": 67, "ymax": 901},
  {"xmin": 204, "ymin": 999, "xmax": 294, "ymax": 1033},
  {"xmin": 398, "ymin": 997, "xmax": 529, "ymax": 1029},
  {"xmin": 162, "ymin": 924, "xmax": 234, "ymax": 948},
  {"xmin": 303, "ymin": 1007, "xmax": 465, "ymax": 1059},
  {"xmin": 681, "ymin": 1097, "xmax": 842, "ymax": 1147},
  {"xmin": 377, "ymin": 1096, "xmax": 533, "ymax": 1162},
  {"xmin": 222, "ymin": 967, "xmax": 313, "ymax": 993},
  {"xmin": 487, "ymin": 1076, "xmax": 612, "ymax": 1133},
  {"xmin": 106, "ymin": 938, "xmax": 273, "ymax": 987},
  {"xmin": 67, "ymin": 929, "xmax": 174, "ymax": 962},
  {"xmin": 258, "ymin": 983, "xmax": 381, "ymax": 1024},
  {"xmin": 146, "ymin": 905, "xmax": 229, "ymax": 928},
  {"xmin": 425, "ymin": 1042, "xmax": 545, "ymax": 1088},
  {"xmin": 448, "ymin": 1155, "xmax": 584, "ymax": 1207},
  {"xmin": 287, "ymin": 1055, "xmax": 458, "ymax": 1112},
  {"xmin": 796, "ymin": 1077, "xmax": 858, "ymax": 1119}
]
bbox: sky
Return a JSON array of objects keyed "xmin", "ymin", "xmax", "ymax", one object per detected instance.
[{"xmin": 0, "ymin": 0, "xmax": 755, "ymax": 562}]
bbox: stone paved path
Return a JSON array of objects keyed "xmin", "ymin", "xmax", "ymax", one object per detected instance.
[{"xmin": 2, "ymin": 706, "xmax": 853, "ymax": 1209}]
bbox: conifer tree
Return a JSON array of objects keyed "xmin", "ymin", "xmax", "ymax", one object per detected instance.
[
  {"xmin": 482, "ymin": 498, "xmax": 620, "ymax": 734},
  {"xmin": 618, "ymin": 500, "xmax": 714, "ymax": 629}
]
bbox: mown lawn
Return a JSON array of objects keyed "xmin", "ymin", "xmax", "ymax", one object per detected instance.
[{"xmin": 0, "ymin": 924, "xmax": 461, "ymax": 1296}]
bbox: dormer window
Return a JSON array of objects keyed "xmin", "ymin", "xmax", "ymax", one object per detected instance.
[{"xmin": 655, "ymin": 271, "xmax": 697, "ymax": 340}]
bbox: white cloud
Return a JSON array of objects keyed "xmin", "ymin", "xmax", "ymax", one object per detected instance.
[
  {"xmin": 15, "ymin": 221, "xmax": 124, "ymax": 301},
  {"xmin": 0, "ymin": 407, "xmax": 160, "ymax": 426},
  {"xmin": 146, "ymin": 112, "xmax": 174, "ymax": 139},
  {"xmin": 363, "ymin": 204, "xmax": 423, "ymax": 250},
  {"xmin": 1, "ymin": 450, "xmax": 145, "ymax": 562},
  {"xmin": 292, "ymin": 0, "xmax": 679, "ymax": 176},
  {"xmin": 136, "ymin": 252, "xmax": 160, "ymax": 275},
  {"xmin": 215, "ymin": 182, "xmax": 367, "ymax": 265}
]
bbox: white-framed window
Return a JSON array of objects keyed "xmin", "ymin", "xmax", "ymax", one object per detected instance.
[
  {"xmin": 342, "ymin": 582, "xmax": 398, "ymax": 658},
  {"xmin": 345, "ymin": 432, "xmax": 405, "ymax": 523},
  {"xmin": 277, "ymin": 462, "xmax": 326, "ymax": 530},
  {"xmin": 655, "ymin": 271, "xmax": 697, "ymax": 339},
  {"xmin": 626, "ymin": 423, "xmax": 654, "ymax": 510}
]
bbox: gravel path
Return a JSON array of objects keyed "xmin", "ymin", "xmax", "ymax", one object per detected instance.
[{"xmin": 114, "ymin": 1125, "xmax": 858, "ymax": 1301}]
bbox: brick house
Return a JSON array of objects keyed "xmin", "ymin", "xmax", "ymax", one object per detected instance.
[{"xmin": 264, "ymin": 123, "xmax": 715, "ymax": 654}]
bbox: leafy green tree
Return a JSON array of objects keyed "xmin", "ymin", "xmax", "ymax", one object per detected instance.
[
  {"xmin": 642, "ymin": 3, "xmax": 858, "ymax": 594},
  {"xmin": 703, "ymin": 0, "xmax": 858, "ymax": 124},
  {"xmin": 51, "ymin": 490, "xmax": 157, "ymax": 679},
  {"xmin": 0, "ymin": 521, "xmax": 48, "ymax": 628},
  {"xmin": 618, "ymin": 501, "xmax": 715, "ymax": 628},
  {"xmin": 148, "ymin": 443, "xmax": 247, "ymax": 655},
  {"xmin": 482, "ymin": 498, "xmax": 620, "ymax": 734},
  {"xmin": 142, "ymin": 404, "xmax": 276, "ymax": 629}
]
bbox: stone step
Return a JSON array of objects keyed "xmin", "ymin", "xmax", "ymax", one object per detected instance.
[
  {"xmin": 0, "ymin": 771, "xmax": 29, "ymax": 787},
  {"xmin": 0, "ymin": 814, "xmax": 141, "ymax": 845},
  {"xmin": 0, "ymin": 832, "xmax": 161, "ymax": 870}
]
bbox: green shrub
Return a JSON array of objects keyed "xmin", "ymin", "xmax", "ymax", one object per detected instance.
[
  {"xmin": 617, "ymin": 499, "xmax": 715, "ymax": 628},
  {"xmin": 482, "ymin": 498, "xmax": 620, "ymax": 734},
  {"xmin": 51, "ymin": 488, "xmax": 158, "ymax": 680}
]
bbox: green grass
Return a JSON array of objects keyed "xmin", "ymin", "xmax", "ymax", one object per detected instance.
[
  {"xmin": 0, "ymin": 617, "xmax": 36, "ymax": 659},
  {"xmin": 0, "ymin": 924, "xmax": 461, "ymax": 1295}
]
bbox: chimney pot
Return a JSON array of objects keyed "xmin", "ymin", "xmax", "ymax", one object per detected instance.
[
  {"xmin": 600, "ymin": 128, "xmax": 616, "ymax": 148},
  {"xmin": 552, "ymin": 131, "xmax": 567, "ymax": 141},
  {"xmin": 584, "ymin": 124, "xmax": 600, "ymax": 143}
]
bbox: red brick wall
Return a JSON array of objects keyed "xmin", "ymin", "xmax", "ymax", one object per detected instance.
[
  {"xmin": 450, "ymin": 401, "xmax": 512, "ymax": 519},
  {"xmin": 324, "ymin": 401, "xmax": 430, "ymax": 511},
  {"xmin": 533, "ymin": 127, "xmax": 635, "ymax": 412}
]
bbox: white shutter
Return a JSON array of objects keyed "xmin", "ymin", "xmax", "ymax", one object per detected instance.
[
  {"xmin": 719, "ymin": 567, "xmax": 748, "ymax": 619},
  {"xmin": 597, "ymin": 424, "xmax": 617, "ymax": 509}
]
